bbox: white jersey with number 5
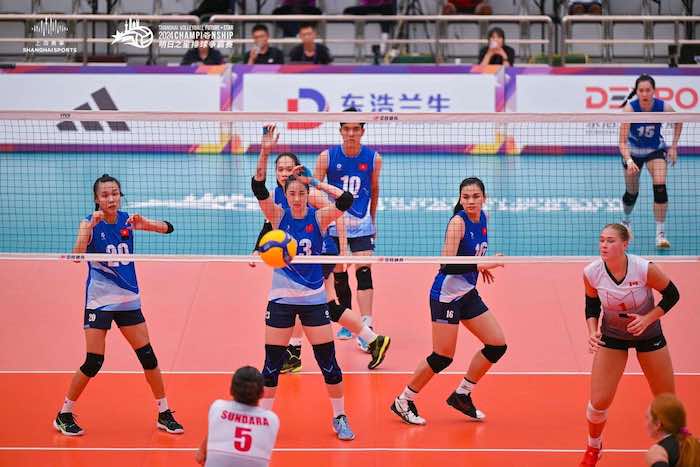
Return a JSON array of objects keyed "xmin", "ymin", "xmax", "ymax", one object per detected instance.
[{"xmin": 205, "ymin": 399, "xmax": 280, "ymax": 467}]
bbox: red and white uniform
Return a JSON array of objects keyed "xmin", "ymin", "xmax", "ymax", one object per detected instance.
[
  {"xmin": 205, "ymin": 400, "xmax": 280, "ymax": 467},
  {"xmin": 584, "ymin": 254, "xmax": 660, "ymax": 340}
]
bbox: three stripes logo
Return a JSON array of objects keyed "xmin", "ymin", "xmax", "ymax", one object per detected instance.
[{"xmin": 57, "ymin": 87, "xmax": 129, "ymax": 132}]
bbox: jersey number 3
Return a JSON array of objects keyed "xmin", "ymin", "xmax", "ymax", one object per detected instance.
[{"xmin": 233, "ymin": 426, "xmax": 252, "ymax": 452}]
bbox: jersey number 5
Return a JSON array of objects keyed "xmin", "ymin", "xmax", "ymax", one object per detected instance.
[{"xmin": 233, "ymin": 426, "xmax": 252, "ymax": 452}]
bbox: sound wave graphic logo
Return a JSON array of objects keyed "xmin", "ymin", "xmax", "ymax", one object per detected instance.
[
  {"xmin": 32, "ymin": 17, "xmax": 69, "ymax": 36},
  {"xmin": 111, "ymin": 18, "xmax": 154, "ymax": 48}
]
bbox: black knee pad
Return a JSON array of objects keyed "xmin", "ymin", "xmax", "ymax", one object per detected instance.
[
  {"xmin": 322, "ymin": 263, "xmax": 335, "ymax": 280},
  {"xmin": 80, "ymin": 352, "xmax": 104, "ymax": 377},
  {"xmin": 135, "ymin": 344, "xmax": 158, "ymax": 370},
  {"xmin": 481, "ymin": 344, "xmax": 507, "ymax": 364},
  {"xmin": 312, "ymin": 342, "xmax": 343, "ymax": 385},
  {"xmin": 262, "ymin": 344, "xmax": 287, "ymax": 387},
  {"xmin": 653, "ymin": 184, "xmax": 668, "ymax": 204},
  {"xmin": 622, "ymin": 191, "xmax": 639, "ymax": 207},
  {"xmin": 356, "ymin": 266, "xmax": 373, "ymax": 291},
  {"xmin": 426, "ymin": 352, "xmax": 453, "ymax": 373},
  {"xmin": 334, "ymin": 271, "xmax": 352, "ymax": 310},
  {"xmin": 327, "ymin": 300, "xmax": 345, "ymax": 322}
]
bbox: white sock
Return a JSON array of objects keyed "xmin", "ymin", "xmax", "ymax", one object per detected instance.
[
  {"xmin": 656, "ymin": 222, "xmax": 665, "ymax": 236},
  {"xmin": 330, "ymin": 397, "xmax": 345, "ymax": 418},
  {"xmin": 588, "ymin": 435, "xmax": 602, "ymax": 449},
  {"xmin": 289, "ymin": 337, "xmax": 302, "ymax": 347},
  {"xmin": 260, "ymin": 398, "xmax": 274, "ymax": 410},
  {"xmin": 60, "ymin": 397, "xmax": 75, "ymax": 414},
  {"xmin": 455, "ymin": 378, "xmax": 475, "ymax": 396},
  {"xmin": 358, "ymin": 325, "xmax": 378, "ymax": 344},
  {"xmin": 400, "ymin": 386, "xmax": 418, "ymax": 401},
  {"xmin": 157, "ymin": 397, "xmax": 169, "ymax": 413},
  {"xmin": 361, "ymin": 315, "xmax": 373, "ymax": 328}
]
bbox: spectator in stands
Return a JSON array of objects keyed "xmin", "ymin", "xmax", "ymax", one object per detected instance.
[
  {"xmin": 273, "ymin": 0, "xmax": 322, "ymax": 37},
  {"xmin": 180, "ymin": 41, "xmax": 224, "ymax": 65},
  {"xmin": 568, "ymin": 0, "xmax": 602, "ymax": 15},
  {"xmin": 241, "ymin": 24, "xmax": 285, "ymax": 65},
  {"xmin": 442, "ymin": 0, "xmax": 492, "ymax": 15},
  {"xmin": 289, "ymin": 23, "xmax": 333, "ymax": 64},
  {"xmin": 478, "ymin": 27, "xmax": 514, "ymax": 66},
  {"xmin": 343, "ymin": 0, "xmax": 396, "ymax": 38}
]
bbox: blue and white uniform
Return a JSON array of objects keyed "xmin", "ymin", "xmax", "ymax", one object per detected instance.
[
  {"xmin": 628, "ymin": 98, "xmax": 667, "ymax": 158},
  {"xmin": 326, "ymin": 145, "xmax": 376, "ymax": 239},
  {"xmin": 429, "ymin": 211, "xmax": 489, "ymax": 324},
  {"xmin": 83, "ymin": 211, "xmax": 146, "ymax": 330}
]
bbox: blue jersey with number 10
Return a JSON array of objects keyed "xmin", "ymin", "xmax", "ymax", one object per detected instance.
[
  {"xmin": 430, "ymin": 210, "xmax": 488, "ymax": 303},
  {"xmin": 326, "ymin": 144, "xmax": 376, "ymax": 238},
  {"xmin": 84, "ymin": 210, "xmax": 141, "ymax": 311},
  {"xmin": 628, "ymin": 98, "xmax": 666, "ymax": 156},
  {"xmin": 269, "ymin": 207, "xmax": 326, "ymax": 305}
]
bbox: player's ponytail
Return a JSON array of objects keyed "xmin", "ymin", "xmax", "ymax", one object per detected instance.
[
  {"xmin": 231, "ymin": 366, "xmax": 265, "ymax": 406},
  {"xmin": 649, "ymin": 393, "xmax": 700, "ymax": 467},
  {"xmin": 92, "ymin": 174, "xmax": 123, "ymax": 210},
  {"xmin": 620, "ymin": 74, "xmax": 656, "ymax": 108},
  {"xmin": 453, "ymin": 177, "xmax": 486, "ymax": 215}
]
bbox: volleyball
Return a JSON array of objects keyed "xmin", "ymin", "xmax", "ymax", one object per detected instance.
[{"xmin": 258, "ymin": 230, "xmax": 297, "ymax": 268}]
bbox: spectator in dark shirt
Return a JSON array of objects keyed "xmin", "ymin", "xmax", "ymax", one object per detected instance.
[
  {"xmin": 241, "ymin": 24, "xmax": 285, "ymax": 65},
  {"xmin": 289, "ymin": 23, "xmax": 333, "ymax": 64},
  {"xmin": 272, "ymin": 0, "xmax": 322, "ymax": 37},
  {"xmin": 180, "ymin": 41, "xmax": 224, "ymax": 65},
  {"xmin": 343, "ymin": 0, "xmax": 396, "ymax": 35},
  {"xmin": 478, "ymin": 27, "xmax": 515, "ymax": 66}
]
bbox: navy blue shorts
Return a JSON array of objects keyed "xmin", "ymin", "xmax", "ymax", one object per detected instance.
[
  {"xmin": 322, "ymin": 261, "xmax": 336, "ymax": 280},
  {"xmin": 622, "ymin": 149, "xmax": 667, "ymax": 170},
  {"xmin": 332, "ymin": 235, "xmax": 375, "ymax": 253},
  {"xmin": 266, "ymin": 301, "xmax": 331, "ymax": 328},
  {"xmin": 84, "ymin": 308, "xmax": 145, "ymax": 330},
  {"xmin": 430, "ymin": 289, "xmax": 489, "ymax": 324},
  {"xmin": 601, "ymin": 333, "xmax": 667, "ymax": 353}
]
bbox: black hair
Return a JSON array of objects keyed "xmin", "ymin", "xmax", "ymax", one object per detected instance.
[
  {"xmin": 620, "ymin": 74, "xmax": 656, "ymax": 108},
  {"xmin": 340, "ymin": 106, "xmax": 365, "ymax": 129},
  {"xmin": 453, "ymin": 177, "xmax": 486, "ymax": 215},
  {"xmin": 284, "ymin": 174, "xmax": 309, "ymax": 192},
  {"xmin": 487, "ymin": 27, "xmax": 505, "ymax": 41},
  {"xmin": 299, "ymin": 22, "xmax": 317, "ymax": 32},
  {"xmin": 274, "ymin": 152, "xmax": 301, "ymax": 187},
  {"xmin": 252, "ymin": 24, "xmax": 269, "ymax": 35},
  {"xmin": 230, "ymin": 366, "xmax": 264, "ymax": 406},
  {"xmin": 92, "ymin": 173, "xmax": 122, "ymax": 211}
]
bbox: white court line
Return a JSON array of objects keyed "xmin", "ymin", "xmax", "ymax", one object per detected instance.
[
  {"xmin": 0, "ymin": 447, "xmax": 648, "ymax": 453},
  {"xmin": 1, "ymin": 370, "xmax": 699, "ymax": 376}
]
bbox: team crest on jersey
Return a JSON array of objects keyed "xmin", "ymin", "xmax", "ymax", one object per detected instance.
[
  {"xmin": 358, "ymin": 163, "xmax": 368, "ymax": 171},
  {"xmin": 482, "ymin": 227, "xmax": 487, "ymax": 236},
  {"xmin": 628, "ymin": 281, "xmax": 639, "ymax": 286},
  {"xmin": 336, "ymin": 163, "xmax": 342, "ymax": 169},
  {"xmin": 100, "ymin": 232, "xmax": 106, "ymax": 240},
  {"xmin": 305, "ymin": 224, "xmax": 314, "ymax": 233},
  {"xmin": 120, "ymin": 227, "xmax": 130, "ymax": 239}
]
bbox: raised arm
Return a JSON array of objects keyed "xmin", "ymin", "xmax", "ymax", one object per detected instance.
[
  {"xmin": 126, "ymin": 214, "xmax": 173, "ymax": 234},
  {"xmin": 252, "ymin": 124, "xmax": 284, "ymax": 228},
  {"xmin": 295, "ymin": 166, "xmax": 352, "ymax": 232},
  {"xmin": 314, "ymin": 150, "xmax": 329, "ymax": 181},
  {"xmin": 73, "ymin": 218, "xmax": 98, "ymax": 254}
]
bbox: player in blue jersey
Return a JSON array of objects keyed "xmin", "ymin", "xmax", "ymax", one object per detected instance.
[
  {"xmin": 53, "ymin": 174, "xmax": 183, "ymax": 436},
  {"xmin": 619, "ymin": 74, "xmax": 683, "ymax": 249},
  {"xmin": 391, "ymin": 177, "xmax": 507, "ymax": 425},
  {"xmin": 252, "ymin": 126, "xmax": 391, "ymax": 372},
  {"xmin": 251, "ymin": 146, "xmax": 358, "ymax": 440},
  {"xmin": 314, "ymin": 108, "xmax": 382, "ymax": 352}
]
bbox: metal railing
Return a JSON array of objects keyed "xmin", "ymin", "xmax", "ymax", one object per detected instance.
[
  {"xmin": 0, "ymin": 13, "xmax": 553, "ymax": 64},
  {"xmin": 562, "ymin": 15, "xmax": 700, "ymax": 64}
]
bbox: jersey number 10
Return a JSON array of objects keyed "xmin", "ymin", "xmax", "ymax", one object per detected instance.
[{"xmin": 340, "ymin": 175, "xmax": 361, "ymax": 198}]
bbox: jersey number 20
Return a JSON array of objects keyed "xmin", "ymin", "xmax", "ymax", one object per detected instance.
[
  {"xmin": 106, "ymin": 243, "xmax": 130, "ymax": 267},
  {"xmin": 233, "ymin": 426, "xmax": 252, "ymax": 452}
]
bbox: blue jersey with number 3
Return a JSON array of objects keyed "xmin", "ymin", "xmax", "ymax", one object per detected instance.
[
  {"xmin": 628, "ymin": 98, "xmax": 666, "ymax": 156},
  {"xmin": 84, "ymin": 210, "xmax": 141, "ymax": 311},
  {"xmin": 269, "ymin": 207, "xmax": 326, "ymax": 305},
  {"xmin": 430, "ymin": 211, "xmax": 488, "ymax": 303},
  {"xmin": 326, "ymin": 144, "xmax": 376, "ymax": 238}
]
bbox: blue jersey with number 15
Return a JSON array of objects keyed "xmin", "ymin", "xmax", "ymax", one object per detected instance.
[
  {"xmin": 628, "ymin": 98, "xmax": 666, "ymax": 156},
  {"xmin": 84, "ymin": 210, "xmax": 141, "ymax": 311}
]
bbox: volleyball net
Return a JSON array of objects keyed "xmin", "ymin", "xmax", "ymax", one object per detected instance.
[{"xmin": 1, "ymin": 110, "xmax": 699, "ymax": 264}]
